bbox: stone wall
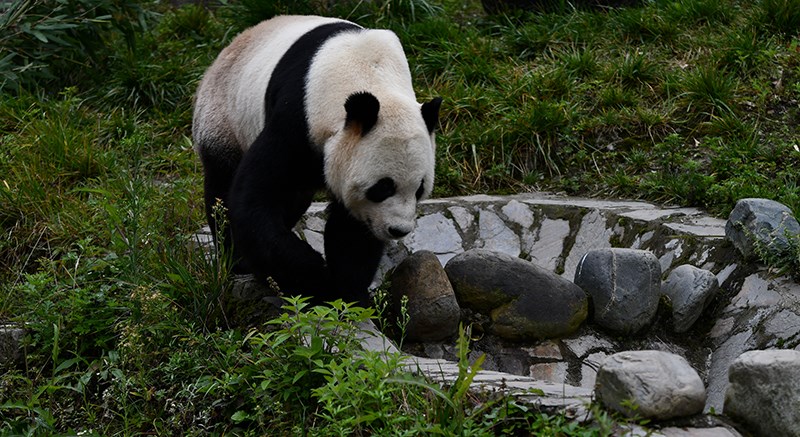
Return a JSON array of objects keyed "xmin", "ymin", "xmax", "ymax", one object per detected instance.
[{"xmin": 299, "ymin": 192, "xmax": 800, "ymax": 418}]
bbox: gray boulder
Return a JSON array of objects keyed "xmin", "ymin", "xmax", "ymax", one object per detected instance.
[
  {"xmin": 0, "ymin": 324, "xmax": 25, "ymax": 368},
  {"xmin": 445, "ymin": 249, "xmax": 588, "ymax": 341},
  {"xmin": 724, "ymin": 349, "xmax": 800, "ymax": 437},
  {"xmin": 725, "ymin": 198, "xmax": 800, "ymax": 260},
  {"xmin": 596, "ymin": 350, "xmax": 706, "ymax": 420},
  {"xmin": 388, "ymin": 250, "xmax": 460, "ymax": 342},
  {"xmin": 574, "ymin": 248, "xmax": 661, "ymax": 334},
  {"xmin": 662, "ymin": 265, "xmax": 718, "ymax": 333}
]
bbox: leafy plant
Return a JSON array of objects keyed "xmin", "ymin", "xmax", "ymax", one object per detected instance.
[{"xmin": 0, "ymin": 0, "xmax": 152, "ymax": 92}]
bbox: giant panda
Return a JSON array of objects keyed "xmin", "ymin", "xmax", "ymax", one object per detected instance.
[{"xmin": 192, "ymin": 15, "xmax": 442, "ymax": 307}]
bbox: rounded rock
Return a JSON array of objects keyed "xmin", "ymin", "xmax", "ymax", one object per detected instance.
[
  {"xmin": 596, "ymin": 350, "xmax": 706, "ymax": 420},
  {"xmin": 388, "ymin": 250, "xmax": 460, "ymax": 342},
  {"xmin": 725, "ymin": 198, "xmax": 800, "ymax": 260},
  {"xmin": 445, "ymin": 249, "xmax": 588, "ymax": 341},
  {"xmin": 574, "ymin": 248, "xmax": 661, "ymax": 334},
  {"xmin": 662, "ymin": 265, "xmax": 719, "ymax": 333},
  {"xmin": 724, "ymin": 349, "xmax": 800, "ymax": 437}
]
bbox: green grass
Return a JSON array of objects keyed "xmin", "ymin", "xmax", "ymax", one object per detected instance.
[{"xmin": 2, "ymin": 0, "xmax": 800, "ymax": 434}]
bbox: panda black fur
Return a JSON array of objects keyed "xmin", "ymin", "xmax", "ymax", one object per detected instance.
[{"xmin": 192, "ymin": 15, "xmax": 442, "ymax": 306}]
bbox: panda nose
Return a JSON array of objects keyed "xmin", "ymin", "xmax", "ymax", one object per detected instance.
[{"xmin": 388, "ymin": 226, "xmax": 410, "ymax": 239}]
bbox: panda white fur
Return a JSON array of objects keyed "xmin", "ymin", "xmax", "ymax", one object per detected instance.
[{"xmin": 192, "ymin": 15, "xmax": 442, "ymax": 306}]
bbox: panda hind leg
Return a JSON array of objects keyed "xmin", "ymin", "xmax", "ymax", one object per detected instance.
[
  {"xmin": 197, "ymin": 142, "xmax": 245, "ymax": 272},
  {"xmin": 323, "ymin": 201, "xmax": 385, "ymax": 308}
]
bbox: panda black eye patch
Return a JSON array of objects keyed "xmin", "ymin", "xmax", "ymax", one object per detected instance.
[
  {"xmin": 366, "ymin": 177, "xmax": 396, "ymax": 203},
  {"xmin": 415, "ymin": 180, "xmax": 425, "ymax": 200}
]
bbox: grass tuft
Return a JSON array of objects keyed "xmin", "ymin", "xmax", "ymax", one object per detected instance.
[
  {"xmin": 754, "ymin": 0, "xmax": 800, "ymax": 38},
  {"xmin": 678, "ymin": 63, "xmax": 738, "ymax": 118}
]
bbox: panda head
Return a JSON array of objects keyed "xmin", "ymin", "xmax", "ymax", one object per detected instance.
[{"xmin": 325, "ymin": 91, "xmax": 442, "ymax": 241}]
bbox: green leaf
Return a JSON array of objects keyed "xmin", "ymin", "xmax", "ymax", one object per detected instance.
[
  {"xmin": 53, "ymin": 356, "xmax": 81, "ymax": 374},
  {"xmin": 30, "ymin": 29, "xmax": 48, "ymax": 43},
  {"xmin": 231, "ymin": 410, "xmax": 249, "ymax": 423}
]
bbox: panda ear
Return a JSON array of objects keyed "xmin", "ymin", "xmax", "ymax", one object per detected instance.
[
  {"xmin": 345, "ymin": 92, "xmax": 380, "ymax": 137},
  {"xmin": 421, "ymin": 97, "xmax": 442, "ymax": 134}
]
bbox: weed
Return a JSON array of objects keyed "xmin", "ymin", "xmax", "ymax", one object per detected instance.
[{"xmin": 0, "ymin": 0, "xmax": 152, "ymax": 92}]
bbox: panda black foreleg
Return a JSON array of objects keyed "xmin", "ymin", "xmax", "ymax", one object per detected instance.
[
  {"xmin": 324, "ymin": 200, "xmax": 385, "ymax": 308},
  {"xmin": 229, "ymin": 200, "xmax": 333, "ymax": 300},
  {"xmin": 227, "ymin": 139, "xmax": 333, "ymax": 303}
]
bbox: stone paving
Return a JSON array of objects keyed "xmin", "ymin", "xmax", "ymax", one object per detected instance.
[{"xmin": 300, "ymin": 192, "xmax": 799, "ymax": 434}]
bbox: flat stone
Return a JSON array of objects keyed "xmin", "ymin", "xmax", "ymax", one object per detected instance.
[
  {"xmin": 522, "ymin": 341, "xmax": 563, "ymax": 359},
  {"xmin": 715, "ymin": 263, "xmax": 737, "ymax": 287},
  {"xmin": 706, "ymin": 331, "xmax": 753, "ymax": 413},
  {"xmin": 596, "ymin": 350, "xmax": 706, "ymax": 420},
  {"xmin": 447, "ymin": 206, "xmax": 474, "ymax": 232},
  {"xmin": 563, "ymin": 209, "xmax": 613, "ymax": 279},
  {"xmin": 662, "ymin": 265, "xmax": 719, "ymax": 332},
  {"xmin": 456, "ymin": 194, "xmax": 503, "ymax": 203},
  {"xmin": 659, "ymin": 239, "xmax": 685, "ymax": 272},
  {"xmin": 689, "ymin": 247, "xmax": 711, "ymax": 266},
  {"xmin": 726, "ymin": 273, "xmax": 781, "ymax": 311},
  {"xmin": 574, "ymin": 248, "xmax": 661, "ymax": 334},
  {"xmin": 530, "ymin": 362, "xmax": 568, "ymax": 383},
  {"xmin": 724, "ymin": 349, "xmax": 800, "ymax": 437},
  {"xmin": 763, "ymin": 309, "xmax": 800, "ymax": 342},
  {"xmin": 564, "ymin": 333, "xmax": 616, "ymax": 358},
  {"xmin": 619, "ymin": 208, "xmax": 695, "ymax": 222},
  {"xmin": 725, "ymin": 198, "xmax": 800, "ymax": 259},
  {"xmin": 388, "ymin": 250, "xmax": 460, "ymax": 342},
  {"xmin": 478, "ymin": 210, "xmax": 520, "ymax": 257},
  {"xmin": 521, "ymin": 196, "xmax": 656, "ymax": 210},
  {"xmin": 404, "ymin": 212, "xmax": 463, "ymax": 264},
  {"xmin": 304, "ymin": 215, "xmax": 326, "ymax": 232},
  {"xmin": 580, "ymin": 351, "xmax": 609, "ymax": 388},
  {"xmin": 527, "ymin": 218, "xmax": 570, "ymax": 272},
  {"xmin": 501, "ymin": 200, "xmax": 534, "ymax": 229},
  {"xmin": 191, "ymin": 226, "xmax": 215, "ymax": 250},
  {"xmin": 631, "ymin": 230, "xmax": 655, "ymax": 250},
  {"xmin": 664, "ymin": 216, "xmax": 727, "ymax": 238},
  {"xmin": 302, "ymin": 229, "xmax": 325, "ymax": 254},
  {"xmin": 709, "ymin": 317, "xmax": 735, "ymax": 339},
  {"xmin": 446, "ymin": 249, "xmax": 588, "ymax": 341},
  {"xmin": 659, "ymin": 427, "xmax": 742, "ymax": 437}
]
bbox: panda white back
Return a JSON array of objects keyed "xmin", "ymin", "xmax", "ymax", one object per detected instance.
[{"xmin": 193, "ymin": 15, "xmax": 354, "ymax": 153}]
